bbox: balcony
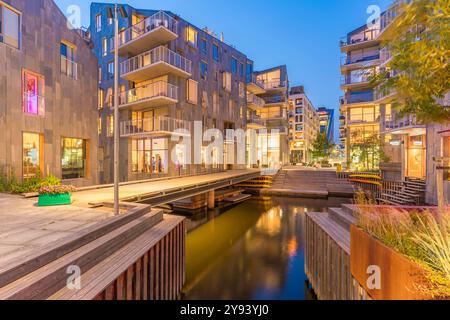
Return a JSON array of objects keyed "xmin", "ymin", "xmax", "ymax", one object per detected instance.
[
  {"xmin": 340, "ymin": 28, "xmax": 380, "ymax": 52},
  {"xmin": 261, "ymin": 80, "xmax": 288, "ymax": 92},
  {"xmin": 246, "ymin": 74, "xmax": 266, "ymax": 95},
  {"xmin": 120, "ymin": 116, "xmax": 191, "ymax": 138},
  {"xmin": 23, "ymin": 93, "xmax": 45, "ymax": 116},
  {"xmin": 117, "ymin": 82, "xmax": 178, "ymax": 111},
  {"xmin": 247, "ymin": 115, "xmax": 266, "ymax": 129},
  {"xmin": 383, "ymin": 114, "xmax": 425, "ymax": 135},
  {"xmin": 60, "ymin": 56, "xmax": 78, "ymax": 80},
  {"xmin": 340, "ymin": 91, "xmax": 374, "ymax": 106},
  {"xmin": 247, "ymin": 94, "xmax": 265, "ymax": 110},
  {"xmin": 117, "ymin": 11, "xmax": 178, "ymax": 56},
  {"xmin": 120, "ymin": 46, "xmax": 192, "ymax": 82},
  {"xmin": 374, "ymin": 86, "xmax": 397, "ymax": 103},
  {"xmin": 264, "ymin": 95, "xmax": 287, "ymax": 106},
  {"xmin": 340, "ymin": 54, "xmax": 380, "ymax": 71},
  {"xmin": 340, "ymin": 72, "xmax": 374, "ymax": 89}
]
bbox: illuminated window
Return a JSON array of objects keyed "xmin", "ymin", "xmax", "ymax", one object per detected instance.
[
  {"xmin": 186, "ymin": 79, "xmax": 198, "ymax": 105},
  {"xmin": 102, "ymin": 37, "xmax": 107, "ymax": 56},
  {"xmin": 61, "ymin": 138, "xmax": 87, "ymax": 179},
  {"xmin": 106, "ymin": 88, "xmax": 113, "ymax": 107},
  {"xmin": 107, "ymin": 115, "xmax": 114, "ymax": 137},
  {"xmin": 23, "ymin": 132, "xmax": 43, "ymax": 180},
  {"xmin": 98, "ymin": 89, "xmax": 104, "ymax": 109},
  {"xmin": 239, "ymin": 82, "xmax": 245, "ymax": 98},
  {"xmin": 23, "ymin": 71, "xmax": 45, "ymax": 116},
  {"xmin": 213, "ymin": 91, "xmax": 219, "ymax": 115},
  {"xmin": 0, "ymin": 4, "xmax": 21, "ymax": 49},
  {"xmin": 96, "ymin": 14, "xmax": 101, "ymax": 32},
  {"xmin": 223, "ymin": 72, "xmax": 231, "ymax": 92},
  {"xmin": 131, "ymin": 138, "xmax": 168, "ymax": 174},
  {"xmin": 186, "ymin": 26, "xmax": 197, "ymax": 47},
  {"xmin": 98, "ymin": 117, "xmax": 102, "ymax": 134}
]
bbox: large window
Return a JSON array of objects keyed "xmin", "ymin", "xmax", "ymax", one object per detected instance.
[
  {"xmin": 60, "ymin": 42, "xmax": 77, "ymax": 79},
  {"xmin": 223, "ymin": 72, "xmax": 231, "ymax": 92},
  {"xmin": 231, "ymin": 57, "xmax": 237, "ymax": 74},
  {"xmin": 23, "ymin": 71, "xmax": 45, "ymax": 116},
  {"xmin": 23, "ymin": 133, "xmax": 42, "ymax": 180},
  {"xmin": 61, "ymin": 138, "xmax": 86, "ymax": 180},
  {"xmin": 0, "ymin": 4, "xmax": 20, "ymax": 49},
  {"xmin": 186, "ymin": 26, "xmax": 197, "ymax": 47},
  {"xmin": 98, "ymin": 89, "xmax": 104, "ymax": 109},
  {"xmin": 131, "ymin": 138, "xmax": 168, "ymax": 174},
  {"xmin": 186, "ymin": 79, "xmax": 198, "ymax": 105},
  {"xmin": 212, "ymin": 43, "xmax": 219, "ymax": 61}
]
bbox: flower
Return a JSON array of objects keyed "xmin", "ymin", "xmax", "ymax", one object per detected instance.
[{"xmin": 39, "ymin": 185, "xmax": 77, "ymax": 195}]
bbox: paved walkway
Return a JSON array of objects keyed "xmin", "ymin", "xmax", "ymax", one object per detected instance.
[
  {"xmin": 0, "ymin": 194, "xmax": 114, "ymax": 270},
  {"xmin": 72, "ymin": 169, "xmax": 260, "ymax": 206}
]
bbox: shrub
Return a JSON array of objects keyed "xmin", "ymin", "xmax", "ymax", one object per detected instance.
[
  {"xmin": 0, "ymin": 173, "xmax": 62, "ymax": 194},
  {"xmin": 39, "ymin": 185, "xmax": 77, "ymax": 195}
]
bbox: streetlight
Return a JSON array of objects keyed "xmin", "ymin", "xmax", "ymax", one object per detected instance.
[{"xmin": 107, "ymin": 5, "xmax": 128, "ymax": 216}]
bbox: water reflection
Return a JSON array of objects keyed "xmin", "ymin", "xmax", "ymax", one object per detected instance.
[{"xmin": 182, "ymin": 196, "xmax": 349, "ymax": 300}]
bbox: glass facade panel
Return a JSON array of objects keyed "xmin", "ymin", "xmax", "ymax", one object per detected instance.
[
  {"xmin": 61, "ymin": 138, "xmax": 86, "ymax": 179},
  {"xmin": 131, "ymin": 138, "xmax": 168, "ymax": 174},
  {"xmin": 23, "ymin": 133, "xmax": 41, "ymax": 180}
]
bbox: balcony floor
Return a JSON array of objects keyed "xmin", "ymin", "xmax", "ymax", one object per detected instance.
[
  {"xmin": 118, "ymin": 27, "xmax": 178, "ymax": 57},
  {"xmin": 122, "ymin": 61, "xmax": 191, "ymax": 82},
  {"xmin": 119, "ymin": 96, "xmax": 177, "ymax": 111}
]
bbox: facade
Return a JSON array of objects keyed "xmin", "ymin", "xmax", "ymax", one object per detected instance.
[
  {"xmin": 250, "ymin": 65, "xmax": 290, "ymax": 168},
  {"xmin": 0, "ymin": 0, "xmax": 99, "ymax": 186},
  {"xmin": 90, "ymin": 3, "xmax": 249, "ymax": 184},
  {"xmin": 317, "ymin": 107, "xmax": 334, "ymax": 142},
  {"xmin": 288, "ymin": 86, "xmax": 319, "ymax": 164}
]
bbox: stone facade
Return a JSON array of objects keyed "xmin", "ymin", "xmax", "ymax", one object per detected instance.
[{"xmin": 0, "ymin": 0, "xmax": 99, "ymax": 186}]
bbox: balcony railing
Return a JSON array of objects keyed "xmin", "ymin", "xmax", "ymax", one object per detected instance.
[
  {"xmin": 384, "ymin": 114, "xmax": 419, "ymax": 130},
  {"xmin": 118, "ymin": 11, "xmax": 178, "ymax": 48},
  {"xmin": 247, "ymin": 94, "xmax": 265, "ymax": 108},
  {"xmin": 375, "ymin": 86, "xmax": 397, "ymax": 102},
  {"xmin": 340, "ymin": 54, "xmax": 380, "ymax": 66},
  {"xmin": 120, "ymin": 46, "xmax": 192, "ymax": 76},
  {"xmin": 118, "ymin": 81, "xmax": 178, "ymax": 106},
  {"xmin": 247, "ymin": 74, "xmax": 265, "ymax": 87},
  {"xmin": 341, "ymin": 72, "xmax": 374, "ymax": 86},
  {"xmin": 61, "ymin": 56, "xmax": 78, "ymax": 80},
  {"xmin": 340, "ymin": 91, "xmax": 374, "ymax": 105},
  {"xmin": 23, "ymin": 93, "xmax": 45, "ymax": 116},
  {"xmin": 261, "ymin": 80, "xmax": 287, "ymax": 90},
  {"xmin": 247, "ymin": 115, "xmax": 265, "ymax": 127},
  {"xmin": 264, "ymin": 95, "xmax": 287, "ymax": 105},
  {"xmin": 121, "ymin": 116, "xmax": 191, "ymax": 137},
  {"xmin": 340, "ymin": 28, "xmax": 380, "ymax": 47}
]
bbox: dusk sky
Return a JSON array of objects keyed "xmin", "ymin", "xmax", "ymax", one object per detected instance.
[{"xmin": 54, "ymin": 0, "xmax": 392, "ymax": 143}]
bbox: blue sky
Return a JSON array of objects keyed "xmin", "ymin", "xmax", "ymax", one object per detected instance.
[{"xmin": 54, "ymin": 0, "xmax": 391, "ymax": 143}]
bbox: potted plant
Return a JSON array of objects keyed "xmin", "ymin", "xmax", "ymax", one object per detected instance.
[
  {"xmin": 38, "ymin": 185, "xmax": 77, "ymax": 207},
  {"xmin": 350, "ymin": 207, "xmax": 450, "ymax": 300}
]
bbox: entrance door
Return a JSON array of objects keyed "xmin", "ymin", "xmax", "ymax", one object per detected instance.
[{"xmin": 407, "ymin": 135, "xmax": 426, "ymax": 178}]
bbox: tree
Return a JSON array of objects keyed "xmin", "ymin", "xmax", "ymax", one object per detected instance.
[
  {"xmin": 350, "ymin": 132, "xmax": 390, "ymax": 171},
  {"xmin": 311, "ymin": 132, "xmax": 334, "ymax": 160},
  {"xmin": 372, "ymin": 0, "xmax": 450, "ymax": 123}
]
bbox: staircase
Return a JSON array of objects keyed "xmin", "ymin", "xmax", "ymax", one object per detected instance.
[{"xmin": 379, "ymin": 178, "xmax": 426, "ymax": 206}]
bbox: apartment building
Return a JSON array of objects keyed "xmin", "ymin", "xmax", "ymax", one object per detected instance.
[
  {"xmin": 90, "ymin": 3, "xmax": 248, "ymax": 183},
  {"xmin": 0, "ymin": 0, "xmax": 99, "ymax": 186},
  {"xmin": 341, "ymin": 0, "xmax": 449, "ymax": 205},
  {"xmin": 245, "ymin": 65, "xmax": 290, "ymax": 168},
  {"xmin": 288, "ymin": 86, "xmax": 319, "ymax": 164},
  {"xmin": 317, "ymin": 107, "xmax": 335, "ymax": 142}
]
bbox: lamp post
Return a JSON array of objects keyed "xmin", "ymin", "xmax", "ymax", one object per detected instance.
[{"xmin": 107, "ymin": 4, "xmax": 128, "ymax": 216}]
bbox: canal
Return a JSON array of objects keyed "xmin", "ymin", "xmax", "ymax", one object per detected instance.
[{"xmin": 181, "ymin": 196, "xmax": 350, "ymax": 300}]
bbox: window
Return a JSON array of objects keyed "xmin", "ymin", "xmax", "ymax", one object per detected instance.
[
  {"xmin": 186, "ymin": 26, "xmax": 197, "ymax": 47},
  {"xmin": 107, "ymin": 115, "xmax": 114, "ymax": 137},
  {"xmin": 296, "ymin": 107, "xmax": 303, "ymax": 115},
  {"xmin": 231, "ymin": 57, "xmax": 237, "ymax": 74},
  {"xmin": 239, "ymin": 82, "xmax": 245, "ymax": 98},
  {"xmin": 98, "ymin": 89, "xmax": 104, "ymax": 109},
  {"xmin": 201, "ymin": 39, "xmax": 207, "ymax": 54},
  {"xmin": 0, "ymin": 4, "xmax": 20, "ymax": 49},
  {"xmin": 98, "ymin": 117, "xmax": 102, "ymax": 134},
  {"xmin": 296, "ymin": 124, "xmax": 303, "ymax": 132},
  {"xmin": 223, "ymin": 72, "xmax": 231, "ymax": 92},
  {"xmin": 106, "ymin": 87, "xmax": 113, "ymax": 107},
  {"xmin": 96, "ymin": 14, "xmax": 101, "ymax": 32},
  {"xmin": 131, "ymin": 138, "xmax": 168, "ymax": 174},
  {"xmin": 186, "ymin": 79, "xmax": 198, "ymax": 104},
  {"xmin": 98, "ymin": 67, "xmax": 102, "ymax": 84},
  {"xmin": 213, "ymin": 91, "xmax": 219, "ymax": 115},
  {"xmin": 102, "ymin": 37, "xmax": 107, "ymax": 56},
  {"xmin": 212, "ymin": 43, "xmax": 219, "ymax": 61},
  {"xmin": 23, "ymin": 133, "xmax": 43, "ymax": 180},
  {"xmin": 61, "ymin": 138, "xmax": 87, "ymax": 179},
  {"xmin": 295, "ymin": 98, "xmax": 303, "ymax": 106},
  {"xmin": 60, "ymin": 42, "xmax": 77, "ymax": 79},
  {"xmin": 23, "ymin": 71, "xmax": 45, "ymax": 116},
  {"xmin": 107, "ymin": 61, "xmax": 114, "ymax": 78},
  {"xmin": 246, "ymin": 63, "xmax": 253, "ymax": 80},
  {"xmin": 239, "ymin": 63, "xmax": 244, "ymax": 78},
  {"xmin": 201, "ymin": 61, "xmax": 207, "ymax": 80}
]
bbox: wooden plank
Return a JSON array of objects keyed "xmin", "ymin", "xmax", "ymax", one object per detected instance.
[
  {"xmin": 126, "ymin": 266, "xmax": 134, "ymax": 301},
  {"xmin": 135, "ymin": 258, "xmax": 142, "ymax": 300},
  {"xmin": 143, "ymin": 253, "xmax": 148, "ymax": 300},
  {"xmin": 116, "ymin": 274, "xmax": 125, "ymax": 300}
]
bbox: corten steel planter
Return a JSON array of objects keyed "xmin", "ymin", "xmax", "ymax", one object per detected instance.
[
  {"xmin": 38, "ymin": 193, "xmax": 72, "ymax": 207},
  {"xmin": 350, "ymin": 225, "xmax": 432, "ymax": 300}
]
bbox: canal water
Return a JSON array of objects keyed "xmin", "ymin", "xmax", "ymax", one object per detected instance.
[{"xmin": 180, "ymin": 196, "xmax": 350, "ymax": 300}]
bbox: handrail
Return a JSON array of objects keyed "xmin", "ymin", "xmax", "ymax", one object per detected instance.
[
  {"xmin": 118, "ymin": 11, "xmax": 177, "ymax": 48},
  {"xmin": 121, "ymin": 116, "xmax": 190, "ymax": 136},
  {"xmin": 60, "ymin": 56, "xmax": 78, "ymax": 80},
  {"xmin": 120, "ymin": 46, "xmax": 192, "ymax": 76},
  {"xmin": 118, "ymin": 81, "xmax": 178, "ymax": 106}
]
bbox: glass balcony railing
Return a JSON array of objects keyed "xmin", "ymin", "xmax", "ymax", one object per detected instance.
[
  {"xmin": 118, "ymin": 81, "xmax": 178, "ymax": 106},
  {"xmin": 120, "ymin": 46, "xmax": 192, "ymax": 76},
  {"xmin": 118, "ymin": 11, "xmax": 178, "ymax": 48},
  {"xmin": 246, "ymin": 74, "xmax": 265, "ymax": 88},
  {"xmin": 340, "ymin": 28, "xmax": 380, "ymax": 47},
  {"xmin": 60, "ymin": 56, "xmax": 78, "ymax": 80},
  {"xmin": 340, "ymin": 54, "xmax": 380, "ymax": 66},
  {"xmin": 340, "ymin": 91, "xmax": 374, "ymax": 105},
  {"xmin": 120, "ymin": 116, "xmax": 190, "ymax": 137},
  {"xmin": 261, "ymin": 80, "xmax": 287, "ymax": 90},
  {"xmin": 341, "ymin": 72, "xmax": 374, "ymax": 86},
  {"xmin": 384, "ymin": 114, "xmax": 419, "ymax": 130},
  {"xmin": 264, "ymin": 95, "xmax": 287, "ymax": 105},
  {"xmin": 247, "ymin": 94, "xmax": 265, "ymax": 108},
  {"xmin": 247, "ymin": 115, "xmax": 265, "ymax": 127}
]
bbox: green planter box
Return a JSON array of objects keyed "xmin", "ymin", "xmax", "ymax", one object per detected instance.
[{"xmin": 38, "ymin": 193, "xmax": 72, "ymax": 207}]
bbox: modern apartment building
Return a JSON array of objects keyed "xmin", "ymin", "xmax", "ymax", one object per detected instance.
[
  {"xmin": 245, "ymin": 65, "xmax": 290, "ymax": 168},
  {"xmin": 0, "ymin": 0, "xmax": 99, "ymax": 186},
  {"xmin": 90, "ymin": 3, "xmax": 249, "ymax": 183},
  {"xmin": 288, "ymin": 86, "xmax": 319, "ymax": 164},
  {"xmin": 317, "ymin": 107, "xmax": 335, "ymax": 142}
]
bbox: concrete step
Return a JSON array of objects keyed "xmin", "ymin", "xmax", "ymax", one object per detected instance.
[
  {"xmin": 0, "ymin": 210, "xmax": 163, "ymax": 300},
  {"xmin": 328, "ymin": 207, "xmax": 357, "ymax": 231},
  {"xmin": 0, "ymin": 204, "xmax": 152, "ymax": 289}
]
